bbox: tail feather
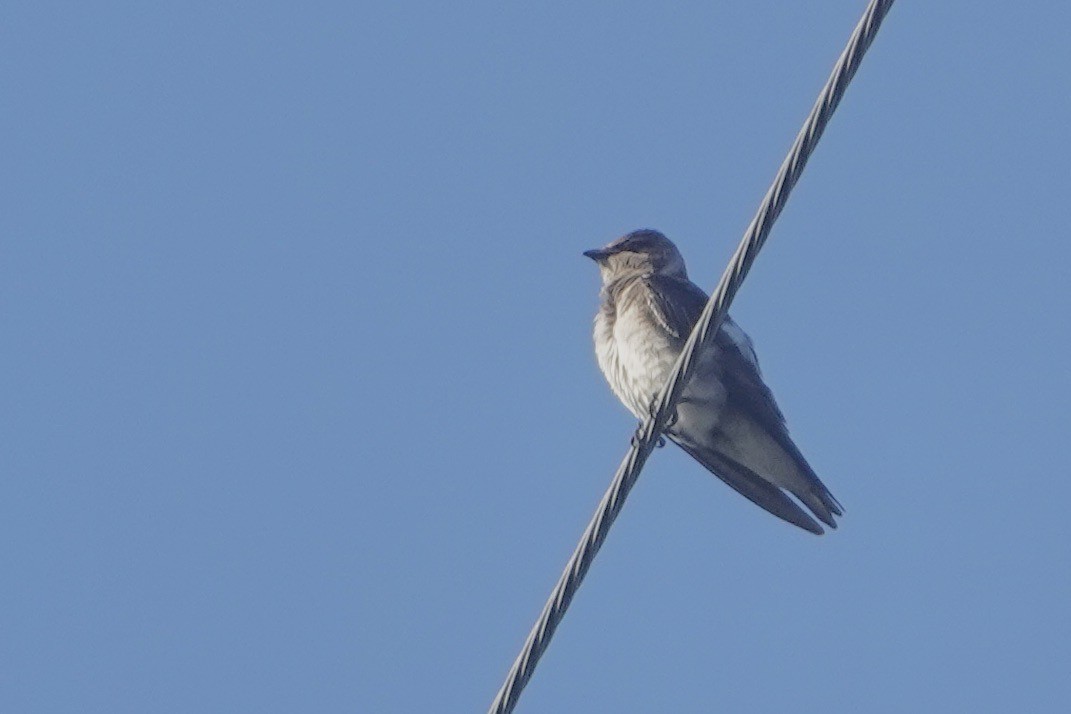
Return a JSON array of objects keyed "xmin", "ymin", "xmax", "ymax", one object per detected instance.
[
  {"xmin": 696, "ymin": 410, "xmax": 843, "ymax": 531},
  {"xmin": 672, "ymin": 438, "xmax": 826, "ymax": 535}
]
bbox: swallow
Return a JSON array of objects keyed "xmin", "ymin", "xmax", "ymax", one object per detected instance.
[{"xmin": 585, "ymin": 229, "xmax": 843, "ymax": 534}]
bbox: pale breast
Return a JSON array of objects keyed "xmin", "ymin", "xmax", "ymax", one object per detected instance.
[{"xmin": 594, "ymin": 285, "xmax": 681, "ymax": 419}]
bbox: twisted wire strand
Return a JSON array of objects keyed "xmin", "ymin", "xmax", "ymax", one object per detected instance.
[{"xmin": 488, "ymin": 2, "xmax": 896, "ymax": 711}]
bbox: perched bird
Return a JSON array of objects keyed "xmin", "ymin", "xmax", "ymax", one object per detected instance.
[{"xmin": 584, "ymin": 229, "xmax": 842, "ymax": 534}]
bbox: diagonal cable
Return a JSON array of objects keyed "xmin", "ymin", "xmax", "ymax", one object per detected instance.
[{"xmin": 488, "ymin": 1, "xmax": 896, "ymax": 712}]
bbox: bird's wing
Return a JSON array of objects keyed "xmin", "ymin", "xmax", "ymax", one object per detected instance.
[
  {"xmin": 640, "ymin": 275, "xmax": 760, "ymax": 371},
  {"xmin": 641, "ymin": 274, "xmax": 707, "ymax": 342},
  {"xmin": 712, "ymin": 325, "xmax": 843, "ymax": 525},
  {"xmin": 673, "ymin": 438, "xmax": 825, "ymax": 534},
  {"xmin": 644, "ymin": 274, "xmax": 842, "ymax": 532}
]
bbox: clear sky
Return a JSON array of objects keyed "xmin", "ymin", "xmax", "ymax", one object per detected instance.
[{"xmin": 3, "ymin": 2, "xmax": 1070, "ymax": 712}]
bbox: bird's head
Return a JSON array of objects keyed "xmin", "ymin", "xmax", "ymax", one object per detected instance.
[{"xmin": 584, "ymin": 229, "xmax": 687, "ymax": 283}]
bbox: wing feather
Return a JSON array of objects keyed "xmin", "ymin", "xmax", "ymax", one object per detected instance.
[{"xmin": 643, "ymin": 273, "xmax": 843, "ymax": 531}]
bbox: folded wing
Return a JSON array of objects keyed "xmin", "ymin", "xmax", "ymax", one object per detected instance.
[{"xmin": 642, "ymin": 274, "xmax": 843, "ymax": 533}]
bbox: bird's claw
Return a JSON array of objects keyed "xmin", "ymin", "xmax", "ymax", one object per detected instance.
[
  {"xmin": 632, "ymin": 423, "xmax": 666, "ymax": 449},
  {"xmin": 645, "ymin": 401, "xmax": 679, "ymax": 431}
]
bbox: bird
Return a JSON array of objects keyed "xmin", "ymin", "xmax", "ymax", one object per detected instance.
[{"xmin": 584, "ymin": 228, "xmax": 842, "ymax": 534}]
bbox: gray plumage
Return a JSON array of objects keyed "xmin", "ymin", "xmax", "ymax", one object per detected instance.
[{"xmin": 584, "ymin": 229, "xmax": 842, "ymax": 534}]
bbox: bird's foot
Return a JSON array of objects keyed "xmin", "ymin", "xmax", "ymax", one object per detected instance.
[
  {"xmin": 632, "ymin": 422, "xmax": 666, "ymax": 449},
  {"xmin": 644, "ymin": 400, "xmax": 679, "ymax": 431}
]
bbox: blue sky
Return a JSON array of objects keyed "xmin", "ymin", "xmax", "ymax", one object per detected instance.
[{"xmin": 3, "ymin": 2, "xmax": 1070, "ymax": 712}]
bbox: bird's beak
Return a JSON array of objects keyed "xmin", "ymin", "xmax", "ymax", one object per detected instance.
[{"xmin": 583, "ymin": 248, "xmax": 609, "ymax": 262}]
